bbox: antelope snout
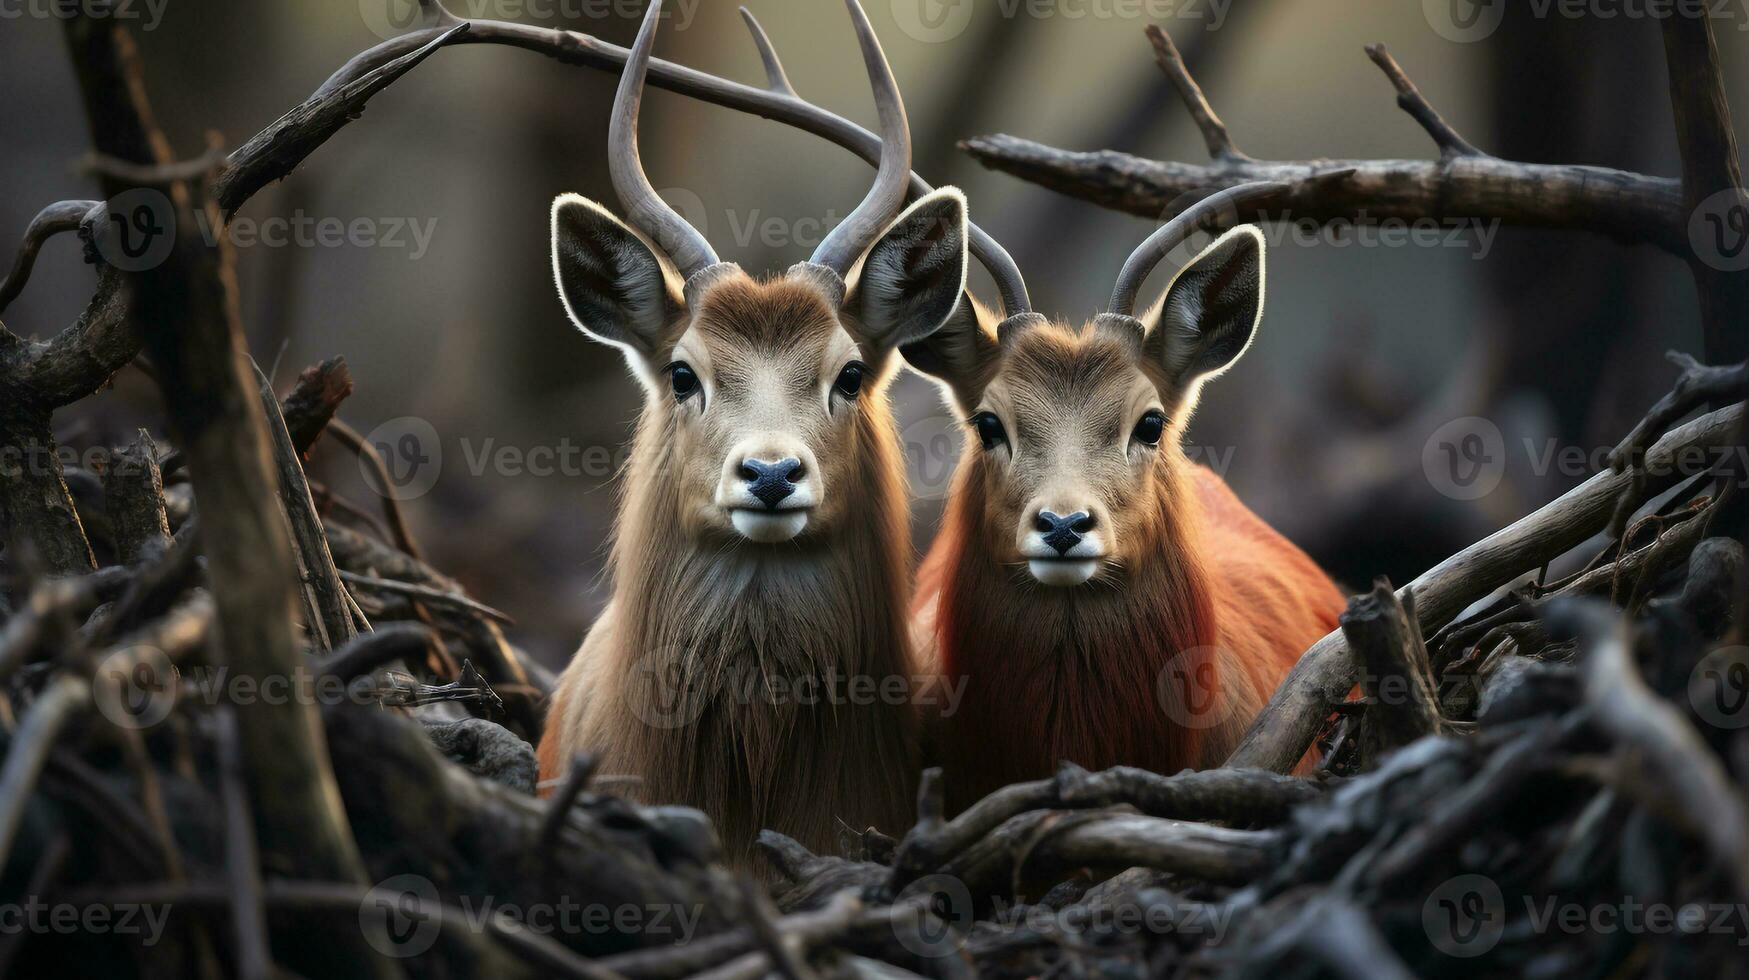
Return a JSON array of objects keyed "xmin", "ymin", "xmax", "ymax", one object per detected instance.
[
  {"xmin": 719, "ymin": 440, "xmax": 819, "ymax": 543},
  {"xmin": 1019, "ymin": 501, "xmax": 1107, "ymax": 587}
]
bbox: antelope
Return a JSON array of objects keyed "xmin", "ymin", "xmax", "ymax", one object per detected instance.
[
  {"xmin": 904, "ymin": 186, "xmax": 1347, "ymax": 810},
  {"xmin": 536, "ymin": 0, "xmax": 972, "ymax": 868}
]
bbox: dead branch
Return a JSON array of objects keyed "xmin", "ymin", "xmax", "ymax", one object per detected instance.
[
  {"xmin": 1340, "ymin": 581, "xmax": 1449, "ymax": 767},
  {"xmin": 102, "ymin": 428, "xmax": 171, "ymax": 566},
  {"xmin": 1607, "ymin": 352, "xmax": 1749, "ymax": 536},
  {"xmin": 1144, "ymin": 25, "xmax": 1245, "ymax": 162},
  {"xmin": 0, "ymin": 200, "xmax": 101, "ymax": 317},
  {"xmin": 1228, "ymin": 402, "xmax": 1744, "ymax": 774},
  {"xmin": 0, "ymin": 676, "xmax": 90, "ymax": 871},
  {"xmin": 962, "ymin": 33, "xmax": 1683, "ymax": 250},
  {"xmin": 1548, "ymin": 599, "xmax": 1749, "ymax": 896},
  {"xmin": 1660, "ymin": 13, "xmax": 1749, "ymax": 364},
  {"xmin": 253, "ymin": 362, "xmax": 354, "ymax": 649}
]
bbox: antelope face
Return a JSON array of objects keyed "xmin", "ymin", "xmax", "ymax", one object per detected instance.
[
  {"xmin": 551, "ymin": 191, "xmax": 969, "ymax": 547},
  {"xmin": 549, "ymin": 0, "xmax": 968, "ymax": 549},
  {"xmin": 907, "ymin": 225, "xmax": 1266, "ymax": 587},
  {"xmin": 651, "ymin": 267, "xmax": 908, "ymax": 544}
]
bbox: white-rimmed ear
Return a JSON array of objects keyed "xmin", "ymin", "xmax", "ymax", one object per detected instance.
[
  {"xmin": 844, "ymin": 187, "xmax": 969, "ymax": 350},
  {"xmin": 550, "ymin": 193, "xmax": 684, "ymax": 366},
  {"xmin": 899, "ymin": 291, "xmax": 1002, "ymax": 415},
  {"xmin": 1140, "ymin": 225, "xmax": 1265, "ymax": 416}
]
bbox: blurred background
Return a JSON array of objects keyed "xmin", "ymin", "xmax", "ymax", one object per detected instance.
[{"xmin": 3, "ymin": 1, "xmax": 1743, "ymax": 667}]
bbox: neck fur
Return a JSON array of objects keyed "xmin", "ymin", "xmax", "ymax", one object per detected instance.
[
  {"xmin": 594, "ymin": 391, "xmax": 918, "ymax": 864},
  {"xmin": 932, "ymin": 452, "xmax": 1223, "ymax": 806}
]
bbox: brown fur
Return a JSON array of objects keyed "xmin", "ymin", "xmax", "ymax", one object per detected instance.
[
  {"xmin": 913, "ymin": 320, "xmax": 1343, "ymax": 811},
  {"xmin": 539, "ymin": 273, "xmax": 920, "ymax": 869}
]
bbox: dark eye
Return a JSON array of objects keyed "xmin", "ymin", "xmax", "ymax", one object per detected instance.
[
  {"xmin": 1132, "ymin": 410, "xmax": 1165, "ymax": 446},
  {"xmin": 971, "ymin": 412, "xmax": 1007, "ymax": 451},
  {"xmin": 833, "ymin": 361, "xmax": 866, "ymax": 399},
  {"xmin": 668, "ymin": 362, "xmax": 700, "ymax": 403}
]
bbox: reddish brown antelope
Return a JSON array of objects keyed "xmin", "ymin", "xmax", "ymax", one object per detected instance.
[
  {"xmin": 536, "ymin": 0, "xmax": 972, "ymax": 867},
  {"xmin": 904, "ymin": 186, "xmax": 1346, "ymax": 810}
]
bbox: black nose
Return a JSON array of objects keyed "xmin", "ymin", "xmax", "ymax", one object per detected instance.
[
  {"xmin": 740, "ymin": 457, "xmax": 804, "ymax": 510},
  {"xmin": 1035, "ymin": 510, "xmax": 1095, "ymax": 556}
]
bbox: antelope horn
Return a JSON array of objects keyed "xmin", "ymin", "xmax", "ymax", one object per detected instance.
[
  {"xmin": 806, "ymin": 0, "xmax": 912, "ymax": 277},
  {"xmin": 609, "ymin": 0, "xmax": 720, "ymax": 279},
  {"xmin": 1106, "ymin": 181, "xmax": 1287, "ymax": 318}
]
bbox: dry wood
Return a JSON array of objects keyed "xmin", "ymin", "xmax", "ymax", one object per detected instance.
[
  {"xmin": 1227, "ymin": 403, "xmax": 1744, "ymax": 774},
  {"xmin": 1339, "ymin": 581, "xmax": 1448, "ymax": 767},
  {"xmin": 1660, "ymin": 13, "xmax": 1749, "ymax": 364},
  {"xmin": 962, "ymin": 31, "xmax": 1683, "ymax": 251},
  {"xmin": 102, "ymin": 429, "xmax": 171, "ymax": 565}
]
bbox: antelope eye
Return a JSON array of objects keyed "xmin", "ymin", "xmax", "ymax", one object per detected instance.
[
  {"xmin": 833, "ymin": 361, "xmax": 866, "ymax": 399},
  {"xmin": 668, "ymin": 362, "xmax": 701, "ymax": 403},
  {"xmin": 1132, "ymin": 410, "xmax": 1166, "ymax": 446},
  {"xmin": 971, "ymin": 412, "xmax": 1007, "ymax": 451}
]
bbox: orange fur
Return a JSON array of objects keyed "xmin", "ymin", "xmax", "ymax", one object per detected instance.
[{"xmin": 914, "ymin": 321, "xmax": 1342, "ymax": 811}]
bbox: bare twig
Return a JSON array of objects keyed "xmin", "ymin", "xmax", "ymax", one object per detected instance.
[
  {"xmin": 0, "ymin": 200, "xmax": 101, "ymax": 316},
  {"xmin": 337, "ymin": 569, "xmax": 514, "ymax": 624},
  {"xmin": 213, "ymin": 709, "xmax": 273, "ymax": 980},
  {"xmin": 1144, "ymin": 25, "xmax": 1246, "ymax": 161},
  {"xmin": 0, "ymin": 676, "xmax": 90, "ymax": 872},
  {"xmin": 1363, "ymin": 44, "xmax": 1484, "ymax": 160}
]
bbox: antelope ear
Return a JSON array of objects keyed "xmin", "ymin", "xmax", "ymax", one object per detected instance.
[
  {"xmin": 551, "ymin": 193, "xmax": 683, "ymax": 366},
  {"xmin": 1141, "ymin": 225, "xmax": 1265, "ymax": 415},
  {"xmin": 899, "ymin": 291, "xmax": 1001, "ymax": 414},
  {"xmin": 845, "ymin": 187, "xmax": 969, "ymax": 350}
]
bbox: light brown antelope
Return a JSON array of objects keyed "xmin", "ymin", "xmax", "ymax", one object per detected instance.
[
  {"xmin": 537, "ymin": 0, "xmax": 972, "ymax": 868},
  {"xmin": 903, "ymin": 186, "xmax": 1347, "ymax": 811}
]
